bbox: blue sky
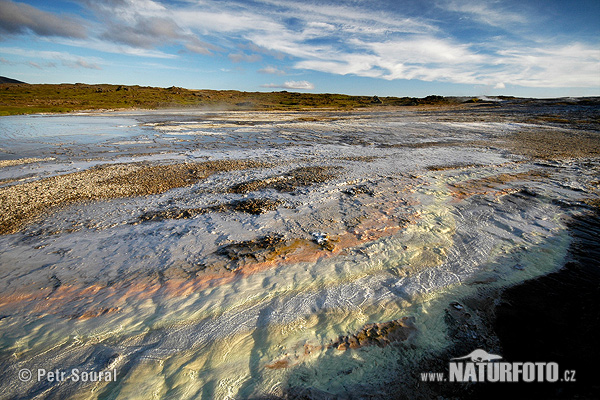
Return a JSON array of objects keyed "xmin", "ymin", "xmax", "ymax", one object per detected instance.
[{"xmin": 0, "ymin": 0, "xmax": 599, "ymax": 97}]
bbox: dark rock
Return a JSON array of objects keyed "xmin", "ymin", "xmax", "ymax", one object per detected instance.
[
  {"xmin": 217, "ymin": 234, "xmax": 292, "ymax": 271},
  {"xmin": 343, "ymin": 184, "xmax": 374, "ymax": 196},
  {"xmin": 229, "ymin": 166, "xmax": 341, "ymax": 194},
  {"xmin": 226, "ymin": 198, "xmax": 282, "ymax": 214},
  {"xmin": 138, "ymin": 198, "xmax": 282, "ymax": 222},
  {"xmin": 329, "ymin": 317, "xmax": 416, "ymax": 350}
]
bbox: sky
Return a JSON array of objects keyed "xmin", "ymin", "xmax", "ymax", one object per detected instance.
[{"xmin": 0, "ymin": 0, "xmax": 599, "ymax": 97}]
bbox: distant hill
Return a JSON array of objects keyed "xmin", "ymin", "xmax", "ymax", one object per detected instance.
[
  {"xmin": 0, "ymin": 82, "xmax": 465, "ymax": 115},
  {"xmin": 0, "ymin": 76, "xmax": 27, "ymax": 84}
]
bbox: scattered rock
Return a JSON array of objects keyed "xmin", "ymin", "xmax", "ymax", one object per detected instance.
[
  {"xmin": 445, "ymin": 293, "xmax": 505, "ymax": 353},
  {"xmin": 229, "ymin": 166, "xmax": 341, "ymax": 194},
  {"xmin": 343, "ymin": 184, "xmax": 374, "ymax": 196},
  {"xmin": 227, "ymin": 198, "xmax": 282, "ymax": 215},
  {"xmin": 329, "ymin": 317, "xmax": 416, "ymax": 350},
  {"xmin": 0, "ymin": 159, "xmax": 269, "ymax": 234},
  {"xmin": 426, "ymin": 163, "xmax": 483, "ymax": 171},
  {"xmin": 216, "ymin": 234, "xmax": 293, "ymax": 271},
  {"xmin": 139, "ymin": 198, "xmax": 282, "ymax": 222},
  {"xmin": 334, "ymin": 156, "xmax": 379, "ymax": 162}
]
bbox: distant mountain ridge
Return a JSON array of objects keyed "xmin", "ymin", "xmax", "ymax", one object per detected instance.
[{"xmin": 0, "ymin": 76, "xmax": 27, "ymax": 84}]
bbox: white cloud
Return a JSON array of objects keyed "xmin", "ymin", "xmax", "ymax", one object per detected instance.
[
  {"xmin": 173, "ymin": 9, "xmax": 282, "ymax": 35},
  {"xmin": 8, "ymin": 0, "xmax": 599, "ymax": 91},
  {"xmin": 258, "ymin": 66, "xmax": 286, "ymax": 75},
  {"xmin": 261, "ymin": 80, "xmax": 315, "ymax": 90}
]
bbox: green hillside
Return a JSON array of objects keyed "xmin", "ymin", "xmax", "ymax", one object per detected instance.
[{"xmin": 0, "ymin": 83, "xmax": 457, "ymax": 115}]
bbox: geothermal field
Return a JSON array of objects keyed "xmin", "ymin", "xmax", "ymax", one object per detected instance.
[{"xmin": 0, "ymin": 99, "xmax": 599, "ymax": 399}]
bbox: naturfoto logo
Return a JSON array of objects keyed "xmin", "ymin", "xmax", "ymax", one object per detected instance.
[
  {"xmin": 451, "ymin": 349, "xmax": 502, "ymax": 363},
  {"xmin": 420, "ymin": 349, "xmax": 577, "ymax": 384}
]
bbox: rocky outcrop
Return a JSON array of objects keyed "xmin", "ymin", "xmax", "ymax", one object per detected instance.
[
  {"xmin": 330, "ymin": 317, "xmax": 416, "ymax": 350},
  {"xmin": 216, "ymin": 234, "xmax": 304, "ymax": 271},
  {"xmin": 229, "ymin": 166, "xmax": 341, "ymax": 194},
  {"xmin": 139, "ymin": 198, "xmax": 282, "ymax": 222}
]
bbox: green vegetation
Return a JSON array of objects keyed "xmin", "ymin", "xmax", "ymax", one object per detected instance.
[{"xmin": 0, "ymin": 83, "xmax": 459, "ymax": 115}]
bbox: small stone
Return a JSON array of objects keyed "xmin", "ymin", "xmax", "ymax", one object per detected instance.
[{"xmin": 311, "ymin": 232, "xmax": 328, "ymax": 245}]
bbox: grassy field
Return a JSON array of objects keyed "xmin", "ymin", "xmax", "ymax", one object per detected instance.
[{"xmin": 0, "ymin": 83, "xmax": 458, "ymax": 115}]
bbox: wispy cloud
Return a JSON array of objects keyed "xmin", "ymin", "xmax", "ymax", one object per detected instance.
[
  {"xmin": 0, "ymin": 47, "xmax": 102, "ymax": 70},
  {"xmin": 51, "ymin": 38, "xmax": 179, "ymax": 59},
  {"xmin": 228, "ymin": 53, "xmax": 262, "ymax": 63},
  {"xmin": 73, "ymin": 59, "xmax": 101, "ymax": 70},
  {"xmin": 440, "ymin": 0, "xmax": 527, "ymax": 27},
  {"xmin": 494, "ymin": 43, "xmax": 600, "ymax": 87},
  {"xmin": 261, "ymin": 80, "xmax": 315, "ymax": 90}
]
